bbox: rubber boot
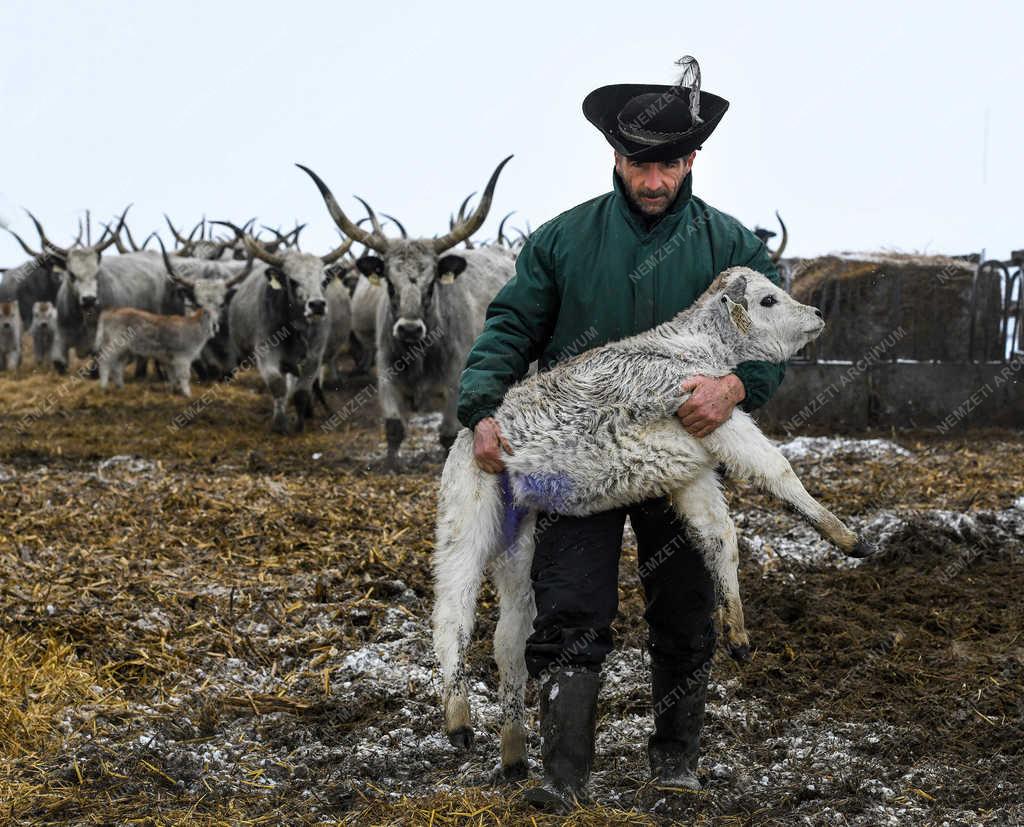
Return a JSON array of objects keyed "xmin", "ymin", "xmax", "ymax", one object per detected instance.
[
  {"xmin": 523, "ymin": 668, "xmax": 600, "ymax": 814},
  {"xmin": 647, "ymin": 663, "xmax": 708, "ymax": 790}
]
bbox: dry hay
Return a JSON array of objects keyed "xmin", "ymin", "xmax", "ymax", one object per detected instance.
[
  {"xmin": 789, "ymin": 252, "xmax": 1004, "ymax": 363},
  {"xmin": 0, "ymin": 363, "xmax": 1022, "ymax": 825}
]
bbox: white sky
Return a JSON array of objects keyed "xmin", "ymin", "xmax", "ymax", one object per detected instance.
[{"xmin": 1, "ymin": 0, "xmax": 1021, "ymax": 266}]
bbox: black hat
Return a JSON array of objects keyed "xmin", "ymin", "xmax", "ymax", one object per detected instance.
[{"xmin": 583, "ymin": 56, "xmax": 729, "ymax": 162}]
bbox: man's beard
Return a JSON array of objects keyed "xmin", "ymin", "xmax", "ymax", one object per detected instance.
[{"xmin": 624, "ymin": 178, "xmax": 680, "ymax": 217}]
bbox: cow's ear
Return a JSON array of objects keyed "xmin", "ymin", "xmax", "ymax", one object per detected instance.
[
  {"xmin": 265, "ymin": 268, "xmax": 284, "ymax": 291},
  {"xmin": 357, "ymin": 255, "xmax": 385, "ymax": 286},
  {"xmin": 437, "ymin": 254, "xmax": 467, "ymax": 285}
]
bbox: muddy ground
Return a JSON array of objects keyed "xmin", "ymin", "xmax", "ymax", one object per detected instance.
[{"xmin": 0, "ymin": 362, "xmax": 1022, "ymax": 826}]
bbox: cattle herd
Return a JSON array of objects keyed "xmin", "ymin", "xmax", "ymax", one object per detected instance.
[{"xmin": 0, "ymin": 158, "xmax": 526, "ymax": 455}]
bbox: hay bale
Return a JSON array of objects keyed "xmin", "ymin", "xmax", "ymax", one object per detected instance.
[{"xmin": 790, "ymin": 252, "xmax": 1004, "ymax": 362}]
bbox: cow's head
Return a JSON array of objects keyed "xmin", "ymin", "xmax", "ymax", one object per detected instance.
[
  {"xmin": 709, "ymin": 267, "xmax": 824, "ymax": 361},
  {"xmin": 158, "ymin": 239, "xmax": 254, "ymax": 328},
  {"xmin": 25, "ymin": 208, "xmax": 127, "ymax": 312},
  {"xmin": 211, "ymin": 220, "xmax": 353, "ymax": 322},
  {"xmin": 297, "ymin": 156, "xmax": 512, "ymax": 346}
]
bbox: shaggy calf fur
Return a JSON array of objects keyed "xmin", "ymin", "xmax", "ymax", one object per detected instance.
[
  {"xmin": 432, "ymin": 266, "xmax": 876, "ymax": 778},
  {"xmin": 29, "ymin": 301, "xmax": 57, "ymax": 367},
  {"xmin": 0, "ymin": 301, "xmax": 22, "ymax": 371}
]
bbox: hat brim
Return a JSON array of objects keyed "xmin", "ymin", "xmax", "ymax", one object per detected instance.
[{"xmin": 583, "ymin": 84, "xmax": 730, "ymax": 162}]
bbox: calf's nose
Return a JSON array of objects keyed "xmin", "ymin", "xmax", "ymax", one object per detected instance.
[{"xmin": 308, "ymin": 299, "xmax": 326, "ymax": 316}]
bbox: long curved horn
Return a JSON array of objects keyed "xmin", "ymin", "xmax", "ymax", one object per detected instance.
[
  {"xmin": 164, "ymin": 216, "xmax": 190, "ymax": 246},
  {"xmin": 123, "ymin": 222, "xmax": 142, "ymax": 251},
  {"xmin": 92, "ymin": 205, "xmax": 131, "ymax": 254},
  {"xmin": 242, "ymin": 234, "xmax": 286, "ymax": 268},
  {"xmin": 6, "ymin": 228, "xmax": 41, "ymax": 258},
  {"xmin": 353, "ymin": 196, "xmax": 384, "ymax": 238},
  {"xmin": 260, "ymin": 225, "xmax": 289, "ymax": 245},
  {"xmin": 75, "ymin": 218, "xmax": 85, "ymax": 246},
  {"xmin": 156, "ymin": 237, "xmax": 191, "ymax": 286},
  {"xmin": 102, "ymin": 221, "xmax": 130, "ymax": 254},
  {"xmin": 496, "ymin": 211, "xmax": 515, "ymax": 245},
  {"xmin": 771, "ymin": 211, "xmax": 788, "ymax": 262},
  {"xmin": 382, "ymin": 213, "xmax": 408, "ymax": 239},
  {"xmin": 187, "ymin": 219, "xmax": 203, "ymax": 243},
  {"xmin": 225, "ymin": 251, "xmax": 256, "ymax": 287},
  {"xmin": 456, "ymin": 192, "xmax": 476, "ymax": 225},
  {"xmin": 295, "ymin": 164, "xmax": 388, "ymax": 252},
  {"xmin": 321, "ymin": 235, "xmax": 354, "ymax": 265},
  {"xmin": 432, "ymin": 155, "xmax": 513, "ymax": 253},
  {"xmin": 286, "ymin": 222, "xmax": 306, "ymax": 247},
  {"xmin": 26, "ymin": 210, "xmax": 68, "ymax": 256},
  {"xmin": 139, "ymin": 231, "xmax": 158, "ymax": 250}
]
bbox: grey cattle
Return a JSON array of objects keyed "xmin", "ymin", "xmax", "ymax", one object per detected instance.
[
  {"xmin": 224, "ymin": 226, "xmax": 352, "ymax": 434},
  {"xmin": 0, "ymin": 301, "xmax": 22, "ymax": 371},
  {"xmin": 156, "ymin": 242, "xmax": 258, "ymax": 379},
  {"xmin": 29, "ymin": 301, "xmax": 57, "ymax": 367},
  {"xmin": 97, "ymin": 257, "xmax": 252, "ymax": 396},
  {"xmin": 27, "ymin": 212, "xmax": 174, "ymax": 373},
  {"xmin": 299, "ymin": 157, "xmax": 516, "ymax": 466},
  {"xmin": 1, "ymin": 226, "xmax": 66, "ymax": 327},
  {"xmin": 431, "ymin": 267, "xmax": 876, "ymax": 777}
]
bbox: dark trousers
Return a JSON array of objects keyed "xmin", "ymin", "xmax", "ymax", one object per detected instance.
[{"xmin": 524, "ymin": 497, "xmax": 717, "ymax": 680}]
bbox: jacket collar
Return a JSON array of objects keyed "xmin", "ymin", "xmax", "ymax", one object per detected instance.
[{"xmin": 612, "ymin": 169, "xmax": 694, "ymax": 235}]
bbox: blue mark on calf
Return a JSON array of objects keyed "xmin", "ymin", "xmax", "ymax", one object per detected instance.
[
  {"xmin": 499, "ymin": 471, "xmax": 527, "ymax": 549},
  {"xmin": 499, "ymin": 471, "xmax": 575, "ymax": 549},
  {"xmin": 513, "ymin": 471, "xmax": 574, "ymax": 513}
]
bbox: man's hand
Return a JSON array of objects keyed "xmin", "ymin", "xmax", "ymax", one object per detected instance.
[
  {"xmin": 677, "ymin": 374, "xmax": 746, "ymax": 438},
  {"xmin": 473, "ymin": 417, "xmax": 514, "ymax": 473}
]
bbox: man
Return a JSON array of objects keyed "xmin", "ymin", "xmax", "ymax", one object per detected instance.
[{"xmin": 456, "ymin": 58, "xmax": 786, "ymax": 810}]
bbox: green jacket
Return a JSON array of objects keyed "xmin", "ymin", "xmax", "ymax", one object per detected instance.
[{"xmin": 457, "ymin": 171, "xmax": 786, "ymax": 429}]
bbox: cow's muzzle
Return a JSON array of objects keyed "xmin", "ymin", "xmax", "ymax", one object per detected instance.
[{"xmin": 393, "ymin": 318, "xmax": 427, "ymax": 344}]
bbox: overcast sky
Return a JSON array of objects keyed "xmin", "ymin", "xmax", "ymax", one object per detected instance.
[{"xmin": 1, "ymin": 0, "xmax": 1020, "ymax": 268}]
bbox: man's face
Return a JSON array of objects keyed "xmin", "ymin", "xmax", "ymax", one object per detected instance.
[{"xmin": 614, "ymin": 151, "xmax": 696, "ymax": 216}]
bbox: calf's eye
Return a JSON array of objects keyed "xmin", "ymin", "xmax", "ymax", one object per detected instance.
[{"xmin": 760, "ymin": 295, "xmax": 777, "ymax": 307}]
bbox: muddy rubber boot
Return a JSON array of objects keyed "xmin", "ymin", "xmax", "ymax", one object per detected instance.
[
  {"xmin": 647, "ymin": 664, "xmax": 708, "ymax": 791},
  {"xmin": 523, "ymin": 668, "xmax": 600, "ymax": 814}
]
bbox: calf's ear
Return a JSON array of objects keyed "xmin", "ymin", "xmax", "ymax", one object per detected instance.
[
  {"xmin": 721, "ymin": 294, "xmax": 752, "ymax": 335},
  {"xmin": 437, "ymin": 254, "xmax": 467, "ymax": 285}
]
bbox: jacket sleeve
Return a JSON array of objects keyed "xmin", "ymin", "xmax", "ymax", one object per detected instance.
[
  {"xmin": 727, "ymin": 226, "xmax": 787, "ymax": 412},
  {"xmin": 457, "ymin": 233, "xmax": 560, "ymax": 429}
]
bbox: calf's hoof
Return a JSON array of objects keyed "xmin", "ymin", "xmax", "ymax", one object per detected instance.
[
  {"xmin": 447, "ymin": 726, "xmax": 474, "ymax": 751},
  {"xmin": 501, "ymin": 760, "xmax": 529, "ymax": 783},
  {"xmin": 847, "ymin": 538, "xmax": 879, "ymax": 558}
]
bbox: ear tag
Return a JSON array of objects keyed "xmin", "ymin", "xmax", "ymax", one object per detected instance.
[
  {"xmin": 269, "ymin": 274, "xmax": 282, "ymax": 290},
  {"xmin": 368, "ymin": 275, "xmax": 382, "ymax": 287},
  {"xmin": 439, "ymin": 272, "xmax": 456, "ymax": 285}
]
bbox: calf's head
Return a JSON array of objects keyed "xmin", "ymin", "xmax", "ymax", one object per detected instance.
[{"xmin": 711, "ymin": 266, "xmax": 824, "ymax": 361}]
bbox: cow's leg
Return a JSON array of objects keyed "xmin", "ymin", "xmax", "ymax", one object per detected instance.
[
  {"xmin": 668, "ymin": 470, "xmax": 749, "ymax": 661},
  {"xmin": 257, "ymin": 356, "xmax": 290, "ymax": 434},
  {"xmin": 703, "ymin": 412, "xmax": 875, "ymax": 557},
  {"xmin": 432, "ymin": 432, "xmax": 503, "ymax": 750},
  {"xmin": 378, "ymin": 372, "xmax": 409, "ymax": 470},
  {"xmin": 51, "ymin": 329, "xmax": 68, "ymax": 374},
  {"xmin": 490, "ymin": 511, "xmax": 536, "ymax": 781},
  {"xmin": 5, "ymin": 351, "xmax": 18, "ymax": 372}
]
